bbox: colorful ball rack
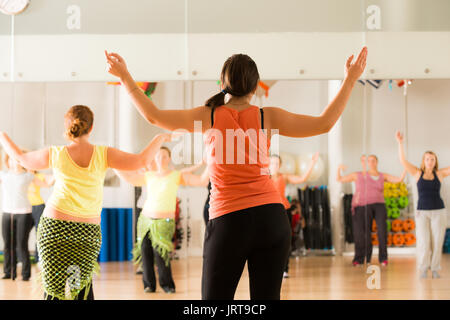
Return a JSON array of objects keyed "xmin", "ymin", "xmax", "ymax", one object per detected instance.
[{"xmin": 372, "ymin": 182, "xmax": 415, "ymax": 247}]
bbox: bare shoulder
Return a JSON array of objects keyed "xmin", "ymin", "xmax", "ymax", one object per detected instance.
[
  {"xmin": 192, "ymin": 105, "xmax": 213, "ymax": 130},
  {"xmin": 261, "ymin": 106, "xmax": 281, "ymax": 114},
  {"xmin": 414, "ymin": 170, "xmax": 422, "ymax": 181},
  {"xmin": 259, "ymin": 106, "xmax": 281, "ymax": 128}
]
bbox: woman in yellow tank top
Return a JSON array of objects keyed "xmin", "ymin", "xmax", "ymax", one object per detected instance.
[
  {"xmin": 115, "ymin": 146, "xmax": 209, "ymax": 293},
  {"xmin": 0, "ymin": 105, "xmax": 174, "ymax": 300}
]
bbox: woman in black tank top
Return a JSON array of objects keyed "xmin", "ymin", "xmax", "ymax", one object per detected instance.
[{"xmin": 396, "ymin": 131, "xmax": 450, "ymax": 279}]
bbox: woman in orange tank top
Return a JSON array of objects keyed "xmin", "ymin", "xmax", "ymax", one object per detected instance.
[
  {"xmin": 106, "ymin": 47, "xmax": 367, "ymax": 300},
  {"xmin": 269, "ymin": 152, "xmax": 318, "ymax": 278}
]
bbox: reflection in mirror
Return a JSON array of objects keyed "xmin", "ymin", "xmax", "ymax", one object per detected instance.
[
  {"xmin": 0, "ymin": 81, "xmax": 198, "ymax": 299},
  {"xmin": 359, "ymin": 78, "xmax": 450, "ymax": 280},
  {"xmin": 334, "ymin": 80, "xmax": 367, "ymax": 265}
]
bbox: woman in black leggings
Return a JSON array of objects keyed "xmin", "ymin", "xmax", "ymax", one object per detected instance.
[{"xmin": 106, "ymin": 46, "xmax": 367, "ymax": 299}]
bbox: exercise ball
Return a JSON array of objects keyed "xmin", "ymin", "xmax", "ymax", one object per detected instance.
[
  {"xmin": 296, "ymin": 153, "xmax": 324, "ymax": 182},
  {"xmin": 279, "ymin": 152, "xmax": 296, "ymax": 174}
]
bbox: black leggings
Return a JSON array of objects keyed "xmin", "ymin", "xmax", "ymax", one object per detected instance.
[
  {"xmin": 352, "ymin": 203, "xmax": 388, "ymax": 264},
  {"xmin": 141, "ymin": 232, "xmax": 175, "ymax": 290},
  {"xmin": 202, "ymin": 203, "xmax": 290, "ymax": 300},
  {"xmin": 2, "ymin": 213, "xmax": 33, "ymax": 278},
  {"xmin": 31, "ymin": 204, "xmax": 45, "ymax": 262},
  {"xmin": 284, "ymin": 208, "xmax": 293, "ymax": 273}
]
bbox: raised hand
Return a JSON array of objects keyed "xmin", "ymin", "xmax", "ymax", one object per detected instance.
[
  {"xmin": 345, "ymin": 46, "xmax": 368, "ymax": 82},
  {"xmin": 105, "ymin": 50, "xmax": 129, "ymax": 79},
  {"xmin": 395, "ymin": 131, "xmax": 404, "ymax": 144},
  {"xmin": 338, "ymin": 164, "xmax": 347, "ymax": 171},
  {"xmin": 311, "ymin": 152, "xmax": 319, "ymax": 163}
]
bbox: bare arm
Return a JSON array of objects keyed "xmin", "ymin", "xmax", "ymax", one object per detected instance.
[
  {"xmin": 180, "ymin": 162, "xmax": 204, "ymax": 175},
  {"xmin": 383, "ymin": 169, "xmax": 407, "ymax": 184},
  {"xmin": 264, "ymin": 47, "xmax": 367, "ymax": 137},
  {"xmin": 395, "ymin": 131, "xmax": 420, "ymax": 178},
  {"xmin": 0, "ymin": 132, "xmax": 49, "ymax": 171},
  {"xmin": 286, "ymin": 152, "xmax": 319, "ymax": 184},
  {"xmin": 105, "ymin": 51, "xmax": 210, "ymax": 132},
  {"xmin": 107, "ymin": 133, "xmax": 171, "ymax": 171},
  {"xmin": 32, "ymin": 174, "xmax": 55, "ymax": 188},
  {"xmin": 181, "ymin": 166, "xmax": 209, "ymax": 187},
  {"xmin": 113, "ymin": 169, "xmax": 146, "ymax": 187},
  {"xmin": 32, "ymin": 176, "xmax": 52, "ymax": 188},
  {"xmin": 437, "ymin": 166, "xmax": 450, "ymax": 179},
  {"xmin": 336, "ymin": 165, "xmax": 357, "ymax": 183}
]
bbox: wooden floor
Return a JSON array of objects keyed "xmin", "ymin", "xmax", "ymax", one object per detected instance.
[{"xmin": 1, "ymin": 255, "xmax": 450, "ymax": 300}]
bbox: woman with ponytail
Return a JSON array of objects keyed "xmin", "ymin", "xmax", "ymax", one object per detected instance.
[
  {"xmin": 0, "ymin": 105, "xmax": 175, "ymax": 300},
  {"xmin": 106, "ymin": 47, "xmax": 367, "ymax": 299}
]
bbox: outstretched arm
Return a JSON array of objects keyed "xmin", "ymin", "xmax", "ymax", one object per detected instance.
[
  {"xmin": 107, "ymin": 133, "xmax": 171, "ymax": 171},
  {"xmin": 286, "ymin": 152, "xmax": 319, "ymax": 184},
  {"xmin": 32, "ymin": 174, "xmax": 55, "ymax": 188},
  {"xmin": 384, "ymin": 169, "xmax": 407, "ymax": 184},
  {"xmin": 181, "ymin": 165, "xmax": 209, "ymax": 187},
  {"xmin": 264, "ymin": 47, "xmax": 367, "ymax": 137},
  {"xmin": 180, "ymin": 162, "xmax": 204, "ymax": 175},
  {"xmin": 336, "ymin": 164, "xmax": 357, "ymax": 183},
  {"xmin": 0, "ymin": 132, "xmax": 49, "ymax": 171},
  {"xmin": 437, "ymin": 166, "xmax": 450, "ymax": 179},
  {"xmin": 395, "ymin": 131, "xmax": 420, "ymax": 178},
  {"xmin": 105, "ymin": 51, "xmax": 210, "ymax": 132},
  {"xmin": 113, "ymin": 169, "xmax": 146, "ymax": 187}
]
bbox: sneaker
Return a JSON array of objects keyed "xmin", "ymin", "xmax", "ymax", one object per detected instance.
[
  {"xmin": 22, "ymin": 277, "xmax": 30, "ymax": 281},
  {"xmin": 283, "ymin": 272, "xmax": 289, "ymax": 278},
  {"xmin": 1, "ymin": 274, "xmax": 11, "ymax": 280},
  {"xmin": 161, "ymin": 286, "xmax": 175, "ymax": 294},
  {"xmin": 144, "ymin": 287, "xmax": 155, "ymax": 293},
  {"xmin": 352, "ymin": 261, "xmax": 362, "ymax": 267},
  {"xmin": 432, "ymin": 271, "xmax": 441, "ymax": 279},
  {"xmin": 420, "ymin": 270, "xmax": 428, "ymax": 279},
  {"xmin": 381, "ymin": 260, "xmax": 388, "ymax": 267}
]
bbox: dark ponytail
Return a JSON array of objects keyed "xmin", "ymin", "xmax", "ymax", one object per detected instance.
[
  {"xmin": 205, "ymin": 54, "xmax": 260, "ymax": 109},
  {"xmin": 205, "ymin": 91, "xmax": 226, "ymax": 109}
]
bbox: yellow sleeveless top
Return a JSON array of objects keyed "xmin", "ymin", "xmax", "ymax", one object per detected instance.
[
  {"xmin": 47, "ymin": 145, "xmax": 108, "ymax": 218},
  {"xmin": 28, "ymin": 173, "xmax": 45, "ymax": 206},
  {"xmin": 143, "ymin": 170, "xmax": 181, "ymax": 214}
]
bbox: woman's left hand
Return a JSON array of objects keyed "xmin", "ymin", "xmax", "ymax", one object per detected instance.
[{"xmin": 105, "ymin": 50, "xmax": 129, "ymax": 79}]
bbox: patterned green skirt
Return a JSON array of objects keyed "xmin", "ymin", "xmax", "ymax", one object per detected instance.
[
  {"xmin": 37, "ymin": 216, "xmax": 102, "ymax": 300},
  {"xmin": 133, "ymin": 215, "xmax": 175, "ymax": 266}
]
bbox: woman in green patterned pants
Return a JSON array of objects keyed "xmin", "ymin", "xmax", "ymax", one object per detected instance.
[{"xmin": 0, "ymin": 105, "xmax": 173, "ymax": 300}]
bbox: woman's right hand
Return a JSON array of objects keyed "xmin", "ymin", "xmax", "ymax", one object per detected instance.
[
  {"xmin": 338, "ymin": 164, "xmax": 347, "ymax": 171},
  {"xmin": 395, "ymin": 131, "xmax": 404, "ymax": 144},
  {"xmin": 345, "ymin": 47, "xmax": 368, "ymax": 83}
]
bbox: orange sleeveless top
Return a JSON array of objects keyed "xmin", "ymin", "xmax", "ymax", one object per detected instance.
[
  {"xmin": 204, "ymin": 105, "xmax": 282, "ymax": 219},
  {"xmin": 271, "ymin": 174, "xmax": 291, "ymax": 209}
]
